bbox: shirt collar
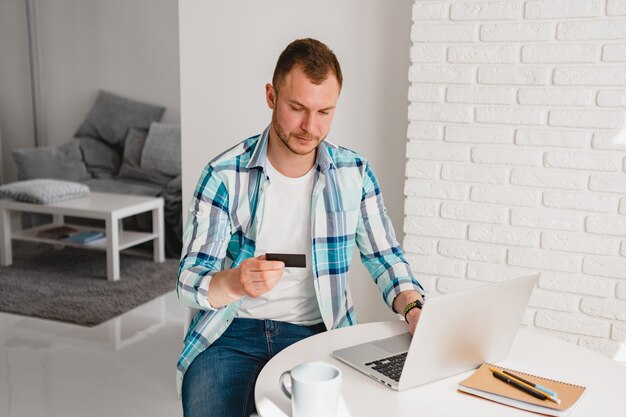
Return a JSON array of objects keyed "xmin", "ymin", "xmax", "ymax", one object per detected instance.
[{"xmin": 246, "ymin": 124, "xmax": 335, "ymax": 174}]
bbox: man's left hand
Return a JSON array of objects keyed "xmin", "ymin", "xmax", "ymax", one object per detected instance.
[
  {"xmin": 392, "ymin": 290, "xmax": 424, "ymax": 336},
  {"xmin": 405, "ymin": 306, "xmax": 421, "ymax": 336}
]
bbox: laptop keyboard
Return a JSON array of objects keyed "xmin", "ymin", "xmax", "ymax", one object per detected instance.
[{"xmin": 364, "ymin": 352, "xmax": 407, "ymax": 382}]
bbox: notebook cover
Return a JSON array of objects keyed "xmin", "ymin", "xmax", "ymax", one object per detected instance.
[{"xmin": 458, "ymin": 363, "xmax": 586, "ymax": 416}]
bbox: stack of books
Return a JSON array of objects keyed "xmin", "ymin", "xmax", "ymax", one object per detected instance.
[{"xmin": 62, "ymin": 230, "xmax": 105, "ymax": 245}]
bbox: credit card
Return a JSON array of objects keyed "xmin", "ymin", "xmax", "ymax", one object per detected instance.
[{"xmin": 265, "ymin": 253, "xmax": 306, "ymax": 268}]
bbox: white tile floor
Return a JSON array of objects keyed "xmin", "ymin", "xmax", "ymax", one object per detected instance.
[{"xmin": 0, "ymin": 291, "xmax": 187, "ymax": 417}]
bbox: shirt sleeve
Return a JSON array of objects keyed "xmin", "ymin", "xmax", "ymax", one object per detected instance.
[
  {"xmin": 355, "ymin": 161, "xmax": 425, "ymax": 309},
  {"xmin": 176, "ymin": 165, "xmax": 232, "ymax": 311}
]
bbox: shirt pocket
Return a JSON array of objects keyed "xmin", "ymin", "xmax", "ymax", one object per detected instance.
[{"xmin": 324, "ymin": 208, "xmax": 360, "ymax": 238}]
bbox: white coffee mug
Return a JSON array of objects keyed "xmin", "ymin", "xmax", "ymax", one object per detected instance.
[{"xmin": 279, "ymin": 361, "xmax": 342, "ymax": 417}]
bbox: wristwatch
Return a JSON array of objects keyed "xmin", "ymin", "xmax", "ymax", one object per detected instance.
[{"xmin": 402, "ymin": 299, "xmax": 423, "ymax": 322}]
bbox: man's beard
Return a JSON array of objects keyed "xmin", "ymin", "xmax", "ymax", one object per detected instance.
[{"xmin": 272, "ymin": 111, "xmax": 321, "ymax": 156}]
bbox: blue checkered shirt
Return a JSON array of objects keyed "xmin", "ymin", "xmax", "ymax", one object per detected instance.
[{"xmin": 176, "ymin": 126, "xmax": 424, "ymax": 395}]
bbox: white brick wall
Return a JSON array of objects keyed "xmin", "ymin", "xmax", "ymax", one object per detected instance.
[
  {"xmin": 602, "ymin": 44, "xmax": 626, "ymax": 61},
  {"xmin": 406, "ymin": 0, "xmax": 626, "ymax": 363}
]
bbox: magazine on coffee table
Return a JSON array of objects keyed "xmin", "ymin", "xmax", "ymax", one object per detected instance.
[{"xmin": 62, "ymin": 230, "xmax": 105, "ymax": 245}]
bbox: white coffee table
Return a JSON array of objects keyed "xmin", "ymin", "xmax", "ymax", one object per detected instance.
[{"xmin": 0, "ymin": 192, "xmax": 165, "ymax": 281}]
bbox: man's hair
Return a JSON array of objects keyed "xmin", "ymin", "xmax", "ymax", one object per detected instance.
[{"xmin": 272, "ymin": 38, "xmax": 343, "ymax": 93}]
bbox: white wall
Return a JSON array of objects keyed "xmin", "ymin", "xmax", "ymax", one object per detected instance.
[
  {"xmin": 0, "ymin": 0, "xmax": 36, "ymax": 183},
  {"xmin": 179, "ymin": 0, "xmax": 413, "ymax": 323},
  {"xmin": 405, "ymin": 0, "xmax": 626, "ymax": 363},
  {"xmin": 0, "ymin": 0, "xmax": 180, "ymax": 182}
]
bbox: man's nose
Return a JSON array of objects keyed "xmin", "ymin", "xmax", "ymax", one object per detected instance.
[{"xmin": 301, "ymin": 112, "xmax": 315, "ymax": 132}]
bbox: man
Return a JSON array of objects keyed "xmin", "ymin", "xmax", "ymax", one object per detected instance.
[{"xmin": 177, "ymin": 38, "xmax": 425, "ymax": 417}]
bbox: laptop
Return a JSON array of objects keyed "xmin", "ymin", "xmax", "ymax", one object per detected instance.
[{"xmin": 332, "ymin": 274, "xmax": 537, "ymax": 391}]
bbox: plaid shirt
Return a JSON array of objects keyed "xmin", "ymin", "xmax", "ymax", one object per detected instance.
[{"xmin": 176, "ymin": 126, "xmax": 424, "ymax": 395}]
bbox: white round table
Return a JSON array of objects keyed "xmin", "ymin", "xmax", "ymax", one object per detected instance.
[{"xmin": 255, "ymin": 321, "xmax": 626, "ymax": 417}]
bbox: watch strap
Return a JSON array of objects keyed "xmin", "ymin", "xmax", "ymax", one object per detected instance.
[{"xmin": 403, "ymin": 299, "xmax": 423, "ymax": 322}]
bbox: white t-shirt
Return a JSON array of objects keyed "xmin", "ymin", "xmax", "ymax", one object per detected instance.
[{"xmin": 236, "ymin": 161, "xmax": 322, "ymax": 325}]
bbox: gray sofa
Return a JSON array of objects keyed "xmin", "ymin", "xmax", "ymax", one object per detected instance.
[{"xmin": 11, "ymin": 90, "xmax": 183, "ymax": 258}]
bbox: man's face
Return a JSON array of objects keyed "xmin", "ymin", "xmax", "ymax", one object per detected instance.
[{"xmin": 266, "ymin": 65, "xmax": 341, "ymax": 156}]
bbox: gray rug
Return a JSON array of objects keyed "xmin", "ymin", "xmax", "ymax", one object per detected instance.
[{"xmin": 0, "ymin": 241, "xmax": 179, "ymax": 326}]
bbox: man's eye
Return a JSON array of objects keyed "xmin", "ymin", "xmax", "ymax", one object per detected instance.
[{"xmin": 320, "ymin": 111, "xmax": 330, "ymax": 116}]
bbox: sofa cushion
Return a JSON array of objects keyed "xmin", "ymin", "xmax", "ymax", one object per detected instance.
[
  {"xmin": 117, "ymin": 128, "xmax": 172, "ymax": 187},
  {"xmin": 77, "ymin": 136, "xmax": 122, "ymax": 179},
  {"xmin": 140, "ymin": 123, "xmax": 181, "ymax": 177},
  {"xmin": 0, "ymin": 179, "xmax": 90, "ymax": 204},
  {"xmin": 12, "ymin": 140, "xmax": 90, "ymax": 182},
  {"xmin": 120, "ymin": 128, "xmax": 148, "ymax": 167},
  {"xmin": 75, "ymin": 90, "xmax": 165, "ymax": 146}
]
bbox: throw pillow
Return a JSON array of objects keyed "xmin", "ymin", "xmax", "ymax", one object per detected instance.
[
  {"xmin": 74, "ymin": 90, "xmax": 165, "ymax": 146},
  {"xmin": 0, "ymin": 179, "xmax": 90, "ymax": 204},
  {"xmin": 77, "ymin": 136, "xmax": 123, "ymax": 179},
  {"xmin": 117, "ymin": 128, "xmax": 172, "ymax": 187},
  {"xmin": 119, "ymin": 127, "xmax": 148, "ymax": 169},
  {"xmin": 140, "ymin": 123, "xmax": 181, "ymax": 177},
  {"xmin": 12, "ymin": 140, "xmax": 90, "ymax": 182}
]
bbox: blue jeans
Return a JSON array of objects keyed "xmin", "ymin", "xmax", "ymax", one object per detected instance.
[{"xmin": 181, "ymin": 318, "xmax": 326, "ymax": 417}]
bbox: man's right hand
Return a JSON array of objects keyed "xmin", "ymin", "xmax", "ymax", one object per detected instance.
[
  {"xmin": 207, "ymin": 255, "xmax": 285, "ymax": 308},
  {"xmin": 232, "ymin": 255, "xmax": 285, "ymax": 298}
]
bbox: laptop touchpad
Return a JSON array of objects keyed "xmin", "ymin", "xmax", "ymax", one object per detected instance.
[{"xmin": 371, "ymin": 333, "xmax": 411, "ymax": 354}]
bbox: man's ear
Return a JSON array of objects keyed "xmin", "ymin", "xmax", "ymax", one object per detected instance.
[{"xmin": 265, "ymin": 83, "xmax": 276, "ymax": 109}]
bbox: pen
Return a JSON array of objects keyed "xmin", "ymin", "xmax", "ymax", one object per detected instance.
[
  {"xmin": 502, "ymin": 369, "xmax": 559, "ymax": 399},
  {"xmin": 489, "ymin": 367, "xmax": 561, "ymax": 405}
]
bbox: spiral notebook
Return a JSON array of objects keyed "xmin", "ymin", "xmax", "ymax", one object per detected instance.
[{"xmin": 458, "ymin": 363, "xmax": 586, "ymax": 416}]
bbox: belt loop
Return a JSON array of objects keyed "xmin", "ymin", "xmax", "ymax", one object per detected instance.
[{"xmin": 265, "ymin": 319, "xmax": 278, "ymax": 335}]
